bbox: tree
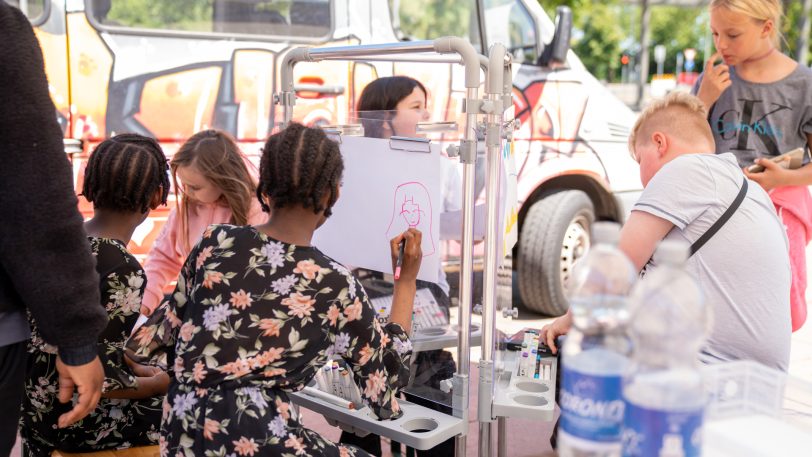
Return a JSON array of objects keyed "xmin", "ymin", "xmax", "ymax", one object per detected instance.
[
  {"xmin": 647, "ymin": 6, "xmax": 707, "ymax": 76},
  {"xmin": 538, "ymin": 0, "xmax": 625, "ymax": 82}
]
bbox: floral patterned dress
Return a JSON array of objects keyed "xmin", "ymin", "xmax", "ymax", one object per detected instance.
[
  {"xmin": 126, "ymin": 225, "xmax": 413, "ymax": 457},
  {"xmin": 20, "ymin": 237, "xmax": 162, "ymax": 456}
]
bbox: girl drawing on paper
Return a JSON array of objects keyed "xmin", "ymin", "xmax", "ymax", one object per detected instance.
[{"xmin": 386, "ymin": 181, "xmax": 436, "ymax": 256}]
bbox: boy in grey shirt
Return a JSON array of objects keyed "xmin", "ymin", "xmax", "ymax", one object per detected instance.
[{"xmin": 542, "ymin": 92, "xmax": 791, "ymax": 371}]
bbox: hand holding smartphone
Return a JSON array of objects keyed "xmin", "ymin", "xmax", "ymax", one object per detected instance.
[{"xmin": 746, "ymin": 148, "xmax": 806, "ymax": 173}]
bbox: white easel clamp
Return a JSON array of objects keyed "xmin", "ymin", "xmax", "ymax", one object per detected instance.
[{"xmin": 389, "ymin": 136, "xmax": 432, "ymax": 153}]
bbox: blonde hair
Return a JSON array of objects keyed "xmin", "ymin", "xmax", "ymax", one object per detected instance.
[
  {"xmin": 171, "ymin": 129, "xmax": 257, "ymax": 251},
  {"xmin": 710, "ymin": 0, "xmax": 783, "ymax": 47},
  {"xmin": 629, "ymin": 92, "xmax": 714, "ymax": 159}
]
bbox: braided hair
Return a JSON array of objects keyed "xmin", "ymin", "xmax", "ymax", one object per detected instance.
[
  {"xmin": 257, "ymin": 123, "xmax": 343, "ymax": 217},
  {"xmin": 82, "ymin": 133, "xmax": 170, "ymax": 213}
]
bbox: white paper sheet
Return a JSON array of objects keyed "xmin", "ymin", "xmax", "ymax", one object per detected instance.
[{"xmin": 313, "ymin": 136, "xmax": 441, "ymax": 283}]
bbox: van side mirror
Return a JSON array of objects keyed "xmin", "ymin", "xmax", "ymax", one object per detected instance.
[{"xmin": 538, "ymin": 6, "xmax": 573, "ymax": 67}]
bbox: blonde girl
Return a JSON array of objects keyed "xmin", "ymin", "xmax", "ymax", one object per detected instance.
[
  {"xmin": 140, "ymin": 129, "xmax": 266, "ymax": 316},
  {"xmin": 695, "ymin": 0, "xmax": 812, "ymax": 331}
]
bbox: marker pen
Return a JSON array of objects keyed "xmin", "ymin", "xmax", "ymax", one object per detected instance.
[
  {"xmin": 394, "ymin": 239, "xmax": 405, "ymax": 280},
  {"xmin": 302, "ymin": 386, "xmax": 355, "ymax": 410}
]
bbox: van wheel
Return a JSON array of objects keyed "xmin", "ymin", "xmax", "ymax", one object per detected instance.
[{"xmin": 517, "ymin": 190, "xmax": 594, "ymax": 316}]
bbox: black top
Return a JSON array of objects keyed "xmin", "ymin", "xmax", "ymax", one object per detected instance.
[
  {"xmin": 0, "ymin": 3, "xmax": 106, "ymax": 362},
  {"xmin": 127, "ymin": 225, "xmax": 412, "ymax": 456},
  {"xmin": 20, "ymin": 238, "xmax": 162, "ymax": 455}
]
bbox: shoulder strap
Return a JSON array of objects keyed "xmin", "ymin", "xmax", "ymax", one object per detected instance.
[{"xmin": 690, "ymin": 176, "xmax": 748, "ymax": 256}]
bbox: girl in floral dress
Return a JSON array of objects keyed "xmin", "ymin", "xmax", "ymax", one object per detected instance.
[
  {"xmin": 20, "ymin": 134, "xmax": 172, "ymax": 455},
  {"xmin": 126, "ymin": 123, "xmax": 422, "ymax": 457}
]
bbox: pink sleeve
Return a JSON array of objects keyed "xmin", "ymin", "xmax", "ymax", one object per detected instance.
[{"xmin": 143, "ymin": 206, "xmax": 184, "ymax": 314}]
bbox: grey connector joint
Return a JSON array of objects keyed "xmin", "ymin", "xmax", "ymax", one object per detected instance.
[
  {"xmin": 459, "ymin": 139, "xmax": 477, "ymax": 164},
  {"xmin": 502, "ymin": 308, "xmax": 519, "ymax": 319}
]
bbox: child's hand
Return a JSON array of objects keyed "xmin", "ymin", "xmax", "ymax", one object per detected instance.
[
  {"xmin": 540, "ymin": 311, "xmax": 573, "ymax": 354},
  {"xmin": 389, "ymin": 228, "xmax": 423, "ymax": 282},
  {"xmin": 744, "ymin": 157, "xmax": 791, "ymax": 191},
  {"xmin": 696, "ymin": 51, "xmax": 731, "ymax": 108}
]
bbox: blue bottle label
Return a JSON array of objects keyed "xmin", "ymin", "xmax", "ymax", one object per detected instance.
[
  {"xmin": 560, "ymin": 369, "xmax": 625, "ymax": 443},
  {"xmin": 621, "ymin": 401, "xmax": 704, "ymax": 457}
]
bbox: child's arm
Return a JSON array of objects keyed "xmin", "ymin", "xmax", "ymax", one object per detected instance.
[
  {"xmin": 142, "ymin": 207, "xmax": 184, "ymax": 316},
  {"xmin": 103, "ymin": 357, "xmax": 169, "ymax": 399}
]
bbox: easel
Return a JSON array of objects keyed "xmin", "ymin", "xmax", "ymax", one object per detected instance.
[{"xmin": 277, "ymin": 38, "xmax": 552, "ymax": 457}]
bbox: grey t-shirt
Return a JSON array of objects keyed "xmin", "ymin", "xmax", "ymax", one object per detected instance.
[
  {"xmin": 693, "ymin": 64, "xmax": 812, "ymax": 167},
  {"xmin": 634, "ymin": 153, "xmax": 791, "ymax": 371}
]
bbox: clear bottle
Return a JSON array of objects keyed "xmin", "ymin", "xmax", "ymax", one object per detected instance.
[
  {"xmin": 621, "ymin": 240, "xmax": 711, "ymax": 457},
  {"xmin": 559, "ymin": 222, "xmax": 637, "ymax": 457}
]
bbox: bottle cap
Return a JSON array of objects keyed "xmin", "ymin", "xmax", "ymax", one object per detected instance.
[
  {"xmin": 654, "ymin": 239, "xmax": 690, "ymax": 265},
  {"xmin": 592, "ymin": 221, "xmax": 621, "ymax": 245}
]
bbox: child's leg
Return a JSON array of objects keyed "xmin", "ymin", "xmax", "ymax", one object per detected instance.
[{"xmin": 781, "ymin": 209, "xmax": 808, "ymax": 332}]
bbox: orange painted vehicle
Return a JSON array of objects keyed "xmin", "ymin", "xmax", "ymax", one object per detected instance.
[{"xmin": 13, "ymin": 0, "xmax": 642, "ymax": 316}]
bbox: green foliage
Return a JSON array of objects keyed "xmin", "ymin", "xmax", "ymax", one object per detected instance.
[
  {"xmin": 394, "ymin": 0, "xmax": 476, "ymax": 43},
  {"xmin": 106, "ymin": 0, "xmax": 213, "ymax": 31},
  {"xmin": 538, "ymin": 0, "xmax": 626, "ymax": 81},
  {"xmin": 104, "ymin": 0, "xmax": 294, "ymax": 32},
  {"xmin": 781, "ymin": 0, "xmax": 812, "ymax": 64},
  {"xmin": 648, "ymin": 6, "xmax": 708, "ymax": 75}
]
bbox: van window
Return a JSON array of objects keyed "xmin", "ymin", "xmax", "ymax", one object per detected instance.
[
  {"xmin": 5, "ymin": 0, "xmax": 47, "ymax": 24},
  {"xmin": 389, "ymin": 0, "xmax": 482, "ymax": 52},
  {"xmin": 482, "ymin": 0, "xmax": 537, "ymax": 64},
  {"xmin": 87, "ymin": 0, "xmax": 331, "ymax": 39}
]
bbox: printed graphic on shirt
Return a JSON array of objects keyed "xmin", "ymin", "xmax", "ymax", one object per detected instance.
[{"xmin": 713, "ymin": 99, "xmax": 791, "ymax": 156}]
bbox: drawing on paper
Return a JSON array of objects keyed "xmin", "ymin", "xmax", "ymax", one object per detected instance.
[{"xmin": 385, "ymin": 182, "xmax": 436, "ymax": 256}]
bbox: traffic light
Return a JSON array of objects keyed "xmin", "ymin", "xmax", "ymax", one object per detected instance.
[{"xmin": 621, "ymin": 54, "xmax": 630, "ymax": 65}]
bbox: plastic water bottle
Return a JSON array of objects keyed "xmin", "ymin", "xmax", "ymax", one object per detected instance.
[
  {"xmin": 621, "ymin": 240, "xmax": 711, "ymax": 457},
  {"xmin": 559, "ymin": 222, "xmax": 637, "ymax": 457}
]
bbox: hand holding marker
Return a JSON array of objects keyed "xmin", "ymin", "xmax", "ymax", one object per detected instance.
[{"xmin": 394, "ymin": 239, "xmax": 405, "ymax": 280}]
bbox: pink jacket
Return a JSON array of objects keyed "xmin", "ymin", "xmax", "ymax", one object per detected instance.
[{"xmin": 142, "ymin": 199, "xmax": 267, "ymax": 314}]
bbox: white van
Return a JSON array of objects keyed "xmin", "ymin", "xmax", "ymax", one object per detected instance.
[{"xmin": 12, "ymin": 0, "xmax": 641, "ymax": 315}]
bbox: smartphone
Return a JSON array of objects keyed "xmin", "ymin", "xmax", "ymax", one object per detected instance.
[{"xmin": 746, "ymin": 147, "xmax": 806, "ymax": 173}]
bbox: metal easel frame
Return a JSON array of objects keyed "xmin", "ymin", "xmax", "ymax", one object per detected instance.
[{"xmin": 276, "ymin": 38, "xmax": 513, "ymax": 457}]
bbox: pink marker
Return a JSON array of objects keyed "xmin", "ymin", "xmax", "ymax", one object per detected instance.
[{"xmin": 394, "ymin": 239, "xmax": 405, "ymax": 280}]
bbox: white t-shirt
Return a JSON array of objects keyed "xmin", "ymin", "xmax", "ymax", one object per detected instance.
[{"xmin": 633, "ymin": 153, "xmax": 791, "ymax": 371}]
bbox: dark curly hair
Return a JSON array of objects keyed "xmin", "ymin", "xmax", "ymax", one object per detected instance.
[
  {"xmin": 81, "ymin": 133, "xmax": 170, "ymax": 213},
  {"xmin": 257, "ymin": 123, "xmax": 343, "ymax": 217}
]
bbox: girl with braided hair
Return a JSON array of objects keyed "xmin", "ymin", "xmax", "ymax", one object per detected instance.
[
  {"xmin": 126, "ymin": 123, "xmax": 422, "ymax": 456},
  {"xmin": 140, "ymin": 129, "xmax": 267, "ymax": 318},
  {"xmin": 20, "ymin": 134, "xmax": 171, "ymax": 456}
]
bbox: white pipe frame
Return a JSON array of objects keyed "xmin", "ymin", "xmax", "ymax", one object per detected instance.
[{"xmin": 277, "ymin": 38, "xmax": 489, "ymax": 457}]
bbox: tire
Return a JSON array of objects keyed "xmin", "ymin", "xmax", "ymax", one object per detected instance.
[{"xmin": 517, "ymin": 190, "xmax": 595, "ymax": 316}]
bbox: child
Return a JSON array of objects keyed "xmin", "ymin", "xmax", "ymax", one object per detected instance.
[
  {"xmin": 694, "ymin": 0, "xmax": 812, "ymax": 331},
  {"xmin": 126, "ymin": 123, "xmax": 422, "ymax": 457},
  {"xmin": 140, "ymin": 129, "xmax": 267, "ymax": 317},
  {"xmin": 20, "ymin": 134, "xmax": 171, "ymax": 456}
]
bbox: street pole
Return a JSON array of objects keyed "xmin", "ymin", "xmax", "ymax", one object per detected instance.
[{"xmin": 636, "ymin": 0, "xmax": 651, "ymax": 110}]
